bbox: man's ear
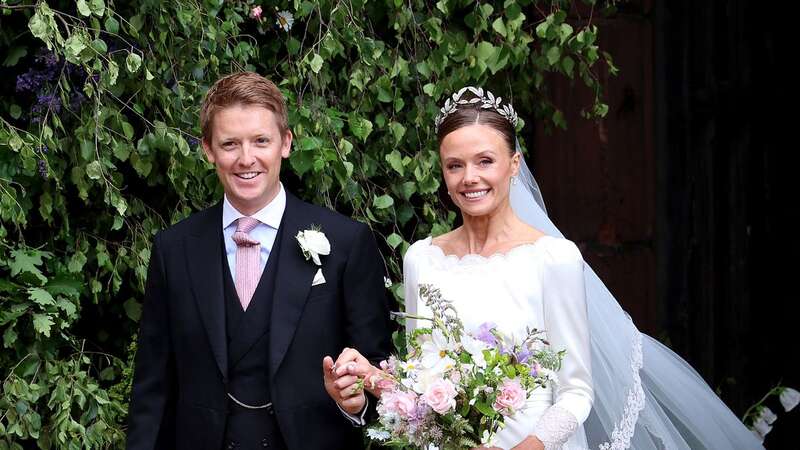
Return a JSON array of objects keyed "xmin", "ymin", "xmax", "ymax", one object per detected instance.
[
  {"xmin": 281, "ymin": 129, "xmax": 293, "ymax": 159},
  {"xmin": 202, "ymin": 138, "xmax": 215, "ymax": 164}
]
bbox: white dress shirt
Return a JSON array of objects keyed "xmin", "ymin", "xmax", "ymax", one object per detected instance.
[{"xmin": 222, "ymin": 184, "xmax": 286, "ymax": 280}]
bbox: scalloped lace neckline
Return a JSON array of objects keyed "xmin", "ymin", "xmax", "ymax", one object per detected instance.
[{"xmin": 424, "ymin": 235, "xmax": 551, "ymax": 265}]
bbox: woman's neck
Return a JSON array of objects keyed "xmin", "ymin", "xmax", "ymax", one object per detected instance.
[{"xmin": 459, "ymin": 202, "xmax": 520, "ymax": 254}]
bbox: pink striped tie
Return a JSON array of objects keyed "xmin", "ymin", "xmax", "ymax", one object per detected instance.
[{"xmin": 232, "ymin": 217, "xmax": 261, "ymax": 310}]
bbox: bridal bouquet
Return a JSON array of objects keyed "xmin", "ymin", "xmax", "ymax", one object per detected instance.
[{"xmin": 366, "ymin": 284, "xmax": 564, "ymax": 449}]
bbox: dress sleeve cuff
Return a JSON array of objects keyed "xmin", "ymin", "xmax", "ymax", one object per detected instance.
[
  {"xmin": 533, "ymin": 404, "xmax": 579, "ymax": 449},
  {"xmin": 336, "ymin": 395, "xmax": 369, "ymax": 427}
]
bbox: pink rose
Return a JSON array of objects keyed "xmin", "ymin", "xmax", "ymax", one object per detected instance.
[
  {"xmin": 379, "ymin": 390, "xmax": 418, "ymax": 419},
  {"xmin": 422, "ymin": 378, "xmax": 458, "ymax": 414},
  {"xmin": 493, "ymin": 379, "xmax": 526, "ymax": 415},
  {"xmin": 250, "ymin": 6, "xmax": 263, "ymax": 19}
]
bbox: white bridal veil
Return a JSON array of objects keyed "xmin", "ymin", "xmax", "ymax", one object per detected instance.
[{"xmin": 511, "ymin": 150, "xmax": 764, "ymax": 450}]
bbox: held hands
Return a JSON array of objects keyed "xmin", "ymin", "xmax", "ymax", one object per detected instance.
[
  {"xmin": 322, "ymin": 354, "xmax": 365, "ymax": 415},
  {"xmin": 322, "ymin": 347, "xmax": 383, "ymax": 415}
]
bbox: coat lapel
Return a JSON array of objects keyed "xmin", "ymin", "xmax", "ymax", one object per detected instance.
[
  {"xmin": 184, "ymin": 202, "xmax": 228, "ymax": 381},
  {"xmin": 269, "ymin": 193, "xmax": 318, "ymax": 378}
]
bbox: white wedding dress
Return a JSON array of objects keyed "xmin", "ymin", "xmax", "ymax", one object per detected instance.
[
  {"xmin": 404, "ymin": 236, "xmax": 593, "ymax": 450},
  {"xmin": 394, "ymin": 120, "xmax": 763, "ymax": 448},
  {"xmin": 402, "ymin": 230, "xmax": 764, "ymax": 450}
]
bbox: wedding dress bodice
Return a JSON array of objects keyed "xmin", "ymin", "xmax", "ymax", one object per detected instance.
[{"xmin": 403, "ymin": 236, "xmax": 593, "ymax": 450}]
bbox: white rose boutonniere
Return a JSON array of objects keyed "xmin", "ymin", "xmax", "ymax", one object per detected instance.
[{"xmin": 296, "ymin": 227, "xmax": 330, "ymax": 266}]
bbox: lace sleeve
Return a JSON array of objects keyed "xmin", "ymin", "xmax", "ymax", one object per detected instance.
[{"xmin": 534, "ymin": 405, "xmax": 579, "ymax": 449}]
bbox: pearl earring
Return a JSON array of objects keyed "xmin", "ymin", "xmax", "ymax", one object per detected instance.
[{"xmin": 511, "ymin": 176, "xmax": 519, "ymax": 186}]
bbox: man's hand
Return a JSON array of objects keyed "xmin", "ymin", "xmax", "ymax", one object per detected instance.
[{"xmin": 323, "ymin": 354, "xmax": 366, "ymax": 415}]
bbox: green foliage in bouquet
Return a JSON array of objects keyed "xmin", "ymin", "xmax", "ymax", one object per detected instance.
[{"xmin": 0, "ymin": 0, "xmax": 615, "ymax": 447}]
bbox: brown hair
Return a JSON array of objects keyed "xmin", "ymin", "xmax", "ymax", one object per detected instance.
[
  {"xmin": 436, "ymin": 95, "xmax": 516, "ymax": 154},
  {"xmin": 200, "ymin": 72, "xmax": 289, "ymax": 142}
]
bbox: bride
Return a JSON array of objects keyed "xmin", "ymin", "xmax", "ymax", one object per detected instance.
[{"xmin": 326, "ymin": 87, "xmax": 763, "ymax": 450}]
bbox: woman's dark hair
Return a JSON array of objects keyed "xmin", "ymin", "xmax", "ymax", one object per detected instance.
[{"xmin": 435, "ymin": 94, "xmax": 516, "ymax": 154}]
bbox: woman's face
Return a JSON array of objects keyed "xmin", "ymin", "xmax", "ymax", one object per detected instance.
[{"xmin": 439, "ymin": 124, "xmax": 520, "ymax": 218}]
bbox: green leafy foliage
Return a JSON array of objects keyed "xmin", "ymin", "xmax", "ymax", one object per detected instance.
[{"xmin": 0, "ymin": 0, "xmax": 614, "ymax": 447}]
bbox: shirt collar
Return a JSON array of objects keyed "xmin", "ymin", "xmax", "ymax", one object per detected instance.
[{"xmin": 222, "ymin": 183, "xmax": 286, "ymax": 230}]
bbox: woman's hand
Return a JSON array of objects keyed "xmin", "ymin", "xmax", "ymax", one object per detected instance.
[{"xmin": 511, "ymin": 435, "xmax": 545, "ymax": 450}]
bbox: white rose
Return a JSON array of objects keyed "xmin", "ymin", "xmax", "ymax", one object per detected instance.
[{"xmin": 296, "ymin": 229, "xmax": 330, "ymax": 265}]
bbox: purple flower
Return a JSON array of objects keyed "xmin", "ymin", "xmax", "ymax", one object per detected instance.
[
  {"xmin": 31, "ymin": 93, "xmax": 62, "ymax": 119},
  {"xmin": 407, "ymin": 402, "xmax": 431, "ymax": 428},
  {"xmin": 475, "ymin": 322, "xmax": 497, "ymax": 346},
  {"xmin": 15, "ymin": 49, "xmax": 87, "ymax": 123},
  {"xmin": 38, "ymin": 159, "xmax": 47, "ymax": 178},
  {"xmin": 515, "ymin": 347, "xmax": 532, "ymax": 364},
  {"xmin": 27, "ymin": 92, "xmax": 62, "ymax": 123},
  {"xmin": 16, "ymin": 51, "xmax": 62, "ymax": 94},
  {"xmin": 16, "ymin": 70, "xmax": 48, "ymax": 93},
  {"xmin": 187, "ymin": 137, "xmax": 200, "ymax": 148}
]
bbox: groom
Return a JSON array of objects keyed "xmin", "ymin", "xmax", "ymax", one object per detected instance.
[{"xmin": 127, "ymin": 72, "xmax": 392, "ymax": 449}]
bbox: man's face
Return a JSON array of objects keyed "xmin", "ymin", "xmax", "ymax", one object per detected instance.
[{"xmin": 202, "ymin": 104, "xmax": 292, "ymax": 215}]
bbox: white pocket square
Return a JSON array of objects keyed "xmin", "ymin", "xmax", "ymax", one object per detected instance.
[{"xmin": 312, "ymin": 268, "xmax": 326, "ymax": 286}]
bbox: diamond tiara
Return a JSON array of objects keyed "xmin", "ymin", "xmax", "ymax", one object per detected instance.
[{"xmin": 434, "ymin": 86, "xmax": 519, "ymax": 132}]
